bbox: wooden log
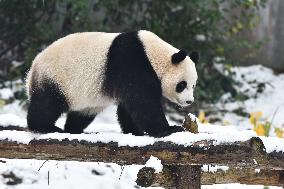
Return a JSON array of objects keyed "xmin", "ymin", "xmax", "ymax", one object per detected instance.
[
  {"xmin": 268, "ymin": 151, "xmax": 284, "ymax": 170},
  {"xmin": 202, "ymin": 167, "xmax": 284, "ymax": 186},
  {"xmin": 136, "ymin": 165, "xmax": 202, "ymax": 189},
  {"xmin": 0, "ymin": 137, "xmax": 273, "ymax": 168},
  {"xmin": 136, "ymin": 167, "xmax": 156, "ymax": 187},
  {"xmin": 174, "ymin": 165, "xmax": 202, "ymax": 189},
  {"xmin": 183, "ymin": 114, "xmax": 198, "ymax": 134},
  {"xmin": 136, "ymin": 166, "xmax": 284, "ymax": 187}
]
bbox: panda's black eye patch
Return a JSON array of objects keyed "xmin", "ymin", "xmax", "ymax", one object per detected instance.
[{"xmin": 176, "ymin": 81, "xmax": 187, "ymax": 93}]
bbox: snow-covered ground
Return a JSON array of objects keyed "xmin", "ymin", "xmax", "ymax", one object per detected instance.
[
  {"xmin": 215, "ymin": 65, "xmax": 284, "ymax": 133},
  {"xmin": 0, "ymin": 65, "xmax": 283, "ymax": 189}
]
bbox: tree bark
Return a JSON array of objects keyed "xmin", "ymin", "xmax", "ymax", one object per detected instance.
[{"xmin": 136, "ymin": 166, "xmax": 284, "ymax": 187}]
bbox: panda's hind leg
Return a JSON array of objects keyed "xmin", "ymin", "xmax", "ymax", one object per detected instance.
[
  {"xmin": 64, "ymin": 111, "xmax": 96, "ymax": 134},
  {"xmin": 27, "ymin": 79, "xmax": 68, "ymax": 133},
  {"xmin": 117, "ymin": 104, "xmax": 144, "ymax": 136}
]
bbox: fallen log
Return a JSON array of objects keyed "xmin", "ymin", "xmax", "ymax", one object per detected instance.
[
  {"xmin": 0, "ymin": 137, "xmax": 271, "ymax": 167},
  {"xmin": 136, "ymin": 166, "xmax": 284, "ymax": 187}
]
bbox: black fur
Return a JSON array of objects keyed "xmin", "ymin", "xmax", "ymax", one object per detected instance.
[
  {"xmin": 64, "ymin": 112, "xmax": 96, "ymax": 134},
  {"xmin": 189, "ymin": 51, "xmax": 199, "ymax": 64},
  {"xmin": 27, "ymin": 79, "xmax": 68, "ymax": 133},
  {"xmin": 103, "ymin": 31, "xmax": 184, "ymax": 137},
  {"xmin": 117, "ymin": 104, "xmax": 144, "ymax": 136},
  {"xmin": 171, "ymin": 50, "xmax": 187, "ymax": 64}
]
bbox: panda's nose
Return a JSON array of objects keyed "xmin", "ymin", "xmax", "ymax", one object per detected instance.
[{"xmin": 186, "ymin": 100, "xmax": 193, "ymax": 105}]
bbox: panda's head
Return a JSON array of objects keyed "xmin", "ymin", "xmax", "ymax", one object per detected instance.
[
  {"xmin": 138, "ymin": 30, "xmax": 199, "ymax": 107},
  {"xmin": 161, "ymin": 50, "xmax": 199, "ymax": 107}
]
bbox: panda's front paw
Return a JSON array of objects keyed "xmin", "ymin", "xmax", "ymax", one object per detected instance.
[{"xmin": 156, "ymin": 126, "xmax": 185, "ymax": 137}]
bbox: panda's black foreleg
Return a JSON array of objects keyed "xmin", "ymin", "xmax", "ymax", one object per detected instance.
[
  {"xmin": 117, "ymin": 104, "xmax": 144, "ymax": 136},
  {"xmin": 64, "ymin": 111, "xmax": 96, "ymax": 134},
  {"xmin": 122, "ymin": 100, "xmax": 184, "ymax": 137},
  {"xmin": 27, "ymin": 80, "xmax": 68, "ymax": 133}
]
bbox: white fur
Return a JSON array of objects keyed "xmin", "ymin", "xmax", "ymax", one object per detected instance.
[
  {"xmin": 27, "ymin": 32, "xmax": 119, "ymax": 114},
  {"xmin": 138, "ymin": 30, "xmax": 198, "ymax": 107}
]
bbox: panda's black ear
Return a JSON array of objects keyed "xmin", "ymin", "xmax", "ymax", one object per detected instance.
[
  {"xmin": 172, "ymin": 50, "xmax": 187, "ymax": 64},
  {"xmin": 189, "ymin": 51, "xmax": 199, "ymax": 64}
]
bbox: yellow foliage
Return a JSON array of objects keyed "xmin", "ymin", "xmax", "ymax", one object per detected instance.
[
  {"xmin": 223, "ymin": 120, "xmax": 230, "ymax": 126},
  {"xmin": 198, "ymin": 111, "xmax": 209, "ymax": 124},
  {"xmin": 275, "ymin": 128, "xmax": 284, "ymax": 138},
  {"xmin": 254, "ymin": 123, "xmax": 265, "ymax": 136},
  {"xmin": 250, "ymin": 111, "xmax": 272, "ymax": 136},
  {"xmin": 250, "ymin": 112, "xmax": 263, "ymax": 122},
  {"xmin": 249, "ymin": 111, "xmax": 283, "ymax": 137},
  {"xmin": 203, "ymin": 119, "xmax": 209, "ymax": 124},
  {"xmin": 198, "ymin": 111, "xmax": 205, "ymax": 123},
  {"xmin": 249, "ymin": 111, "xmax": 263, "ymax": 128}
]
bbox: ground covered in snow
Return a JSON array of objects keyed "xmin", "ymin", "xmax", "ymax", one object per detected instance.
[
  {"xmin": 215, "ymin": 65, "xmax": 284, "ymax": 134},
  {"xmin": 0, "ymin": 65, "xmax": 284, "ymax": 189}
]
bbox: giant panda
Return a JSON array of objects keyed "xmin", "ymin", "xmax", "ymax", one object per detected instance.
[{"xmin": 26, "ymin": 30, "xmax": 199, "ymax": 137}]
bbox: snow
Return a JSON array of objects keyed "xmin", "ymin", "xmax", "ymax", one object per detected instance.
[
  {"xmin": 202, "ymin": 165, "xmax": 229, "ymax": 172},
  {"xmin": 0, "ymin": 64, "xmax": 284, "ymax": 189},
  {"xmin": 202, "ymin": 184, "xmax": 281, "ymax": 189},
  {"xmin": 0, "ymin": 158, "xmax": 146, "ymax": 189},
  {"xmin": 0, "ymin": 100, "xmax": 26, "ymax": 118},
  {"xmin": 260, "ymin": 136, "xmax": 284, "ymax": 153},
  {"xmin": 0, "ymin": 88, "xmax": 14, "ymax": 99},
  {"xmin": 0, "ymin": 114, "xmax": 26, "ymax": 127},
  {"xmin": 216, "ymin": 65, "xmax": 284, "ymax": 132},
  {"xmin": 195, "ymin": 34, "xmax": 206, "ymax": 42},
  {"xmin": 160, "ymin": 124, "xmax": 256, "ymax": 146},
  {"xmin": 0, "ymin": 122, "xmax": 257, "ymax": 148},
  {"xmin": 39, "ymin": 132, "xmax": 155, "ymax": 147},
  {"xmin": 233, "ymin": 66, "xmax": 284, "ymax": 126},
  {"xmin": 0, "ymin": 158, "xmax": 281, "ymax": 189},
  {"xmin": 0, "ymin": 157, "xmax": 167, "ymax": 189},
  {"xmin": 185, "ymin": 112, "xmax": 197, "ymax": 122},
  {"xmin": 145, "ymin": 156, "xmax": 163, "ymax": 173},
  {"xmin": 0, "ymin": 130, "xmax": 34, "ymax": 144}
]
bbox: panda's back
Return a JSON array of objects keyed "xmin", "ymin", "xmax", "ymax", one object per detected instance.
[{"xmin": 28, "ymin": 32, "xmax": 119, "ymax": 112}]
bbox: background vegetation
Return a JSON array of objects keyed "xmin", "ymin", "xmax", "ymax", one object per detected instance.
[{"xmin": 0, "ymin": 0, "xmax": 266, "ymax": 114}]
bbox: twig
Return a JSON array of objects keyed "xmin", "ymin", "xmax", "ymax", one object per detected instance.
[
  {"xmin": 119, "ymin": 165, "xmax": 125, "ymax": 180},
  {"xmin": 48, "ymin": 170, "xmax": 50, "ymax": 185},
  {"xmin": 38, "ymin": 160, "xmax": 48, "ymax": 172}
]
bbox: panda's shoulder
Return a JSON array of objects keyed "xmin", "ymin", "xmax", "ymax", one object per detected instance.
[
  {"xmin": 137, "ymin": 30, "xmax": 158, "ymax": 42},
  {"xmin": 138, "ymin": 30, "xmax": 156, "ymax": 36}
]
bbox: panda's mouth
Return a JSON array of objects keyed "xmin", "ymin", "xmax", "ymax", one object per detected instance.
[
  {"xmin": 165, "ymin": 96, "xmax": 192, "ymax": 107},
  {"xmin": 177, "ymin": 101, "xmax": 191, "ymax": 107}
]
